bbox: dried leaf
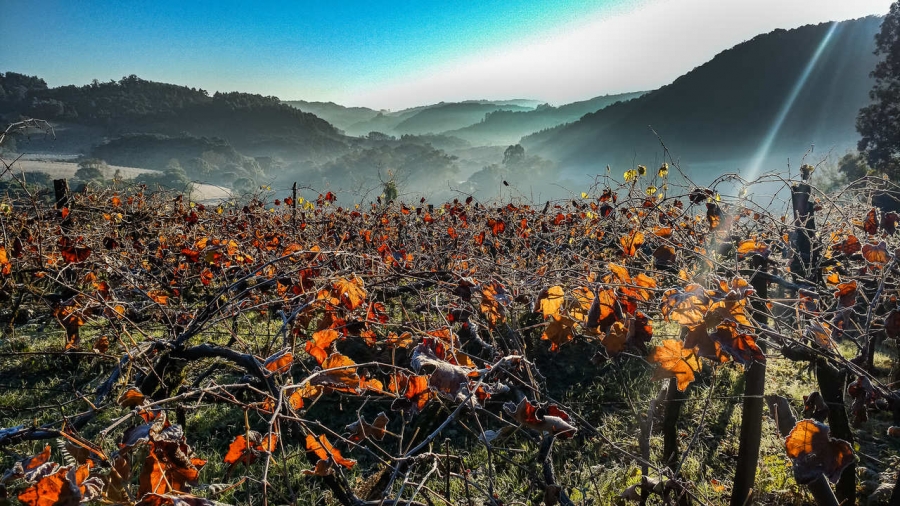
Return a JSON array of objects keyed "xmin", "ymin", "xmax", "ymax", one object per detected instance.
[
  {"xmin": 118, "ymin": 386, "xmax": 146, "ymax": 407},
  {"xmin": 333, "ymin": 275, "xmax": 367, "ymax": 310},
  {"xmin": 649, "ymin": 340, "xmax": 702, "ymax": 391},
  {"xmin": 784, "ymin": 419, "xmax": 854, "ymax": 484},
  {"xmin": 345, "ymin": 412, "xmax": 390, "ymax": 442},
  {"xmin": 305, "ymin": 434, "xmax": 356, "ymax": 469},
  {"xmin": 503, "ymin": 398, "xmax": 576, "ymax": 438},
  {"xmin": 534, "ymin": 285, "xmax": 565, "ymax": 319},
  {"xmin": 263, "ymin": 351, "xmax": 293, "ymax": 374},
  {"xmin": 541, "ymin": 314, "xmax": 576, "ymax": 352}
]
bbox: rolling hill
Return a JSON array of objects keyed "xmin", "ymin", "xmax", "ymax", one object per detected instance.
[
  {"xmin": 522, "ymin": 17, "xmax": 882, "ymax": 182},
  {"xmin": 445, "ymin": 91, "xmax": 648, "ymax": 145}
]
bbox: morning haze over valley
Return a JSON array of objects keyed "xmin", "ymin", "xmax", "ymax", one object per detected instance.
[{"xmin": 0, "ymin": 0, "xmax": 894, "ymax": 201}]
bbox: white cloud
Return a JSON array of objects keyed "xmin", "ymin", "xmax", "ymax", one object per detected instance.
[{"xmin": 353, "ymin": 0, "xmax": 892, "ymax": 109}]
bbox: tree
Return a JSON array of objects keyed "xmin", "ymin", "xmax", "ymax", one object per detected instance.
[
  {"xmin": 837, "ymin": 151, "xmax": 870, "ymax": 180},
  {"xmin": 74, "ymin": 158, "xmax": 107, "ymax": 184},
  {"xmin": 502, "ymin": 144, "xmax": 525, "ymax": 165},
  {"xmin": 856, "ymin": 1, "xmax": 900, "ymax": 178}
]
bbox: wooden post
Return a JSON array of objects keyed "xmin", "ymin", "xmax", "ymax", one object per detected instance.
[
  {"xmin": 730, "ymin": 254, "xmax": 769, "ymax": 506},
  {"xmin": 53, "ymin": 178, "xmax": 69, "ymax": 210},
  {"xmin": 291, "ymin": 182, "xmax": 297, "ymax": 228},
  {"xmin": 789, "ymin": 167, "xmax": 855, "ymax": 504}
]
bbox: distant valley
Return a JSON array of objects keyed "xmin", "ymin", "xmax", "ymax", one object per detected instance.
[{"xmin": 0, "ymin": 16, "xmax": 882, "ymax": 201}]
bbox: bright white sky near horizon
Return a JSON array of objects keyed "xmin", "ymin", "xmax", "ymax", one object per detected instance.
[{"xmin": 1, "ymin": 0, "xmax": 894, "ymax": 110}]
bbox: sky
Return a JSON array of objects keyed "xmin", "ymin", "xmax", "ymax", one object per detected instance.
[{"xmin": 0, "ymin": 0, "xmax": 894, "ymax": 110}]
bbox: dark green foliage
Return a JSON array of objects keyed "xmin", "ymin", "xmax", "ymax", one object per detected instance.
[
  {"xmin": 857, "ymin": 2, "xmax": 900, "ymax": 178},
  {"xmin": 0, "ymin": 74, "xmax": 348, "ymax": 159},
  {"xmin": 837, "ymin": 151, "xmax": 871, "ymax": 180},
  {"xmin": 74, "ymin": 158, "xmax": 107, "ymax": 185}
]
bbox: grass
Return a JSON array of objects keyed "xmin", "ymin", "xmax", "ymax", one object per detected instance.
[{"xmin": 2, "ymin": 302, "xmax": 899, "ymax": 505}]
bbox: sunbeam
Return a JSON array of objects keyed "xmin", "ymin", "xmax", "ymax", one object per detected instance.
[{"xmin": 745, "ymin": 22, "xmax": 841, "ymax": 180}]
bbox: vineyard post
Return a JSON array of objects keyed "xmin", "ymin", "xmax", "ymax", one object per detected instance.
[
  {"xmin": 53, "ymin": 178, "xmax": 69, "ymax": 211},
  {"xmin": 291, "ymin": 182, "xmax": 297, "ymax": 228},
  {"xmin": 729, "ymin": 255, "xmax": 769, "ymax": 506},
  {"xmin": 792, "ymin": 169, "xmax": 856, "ymax": 503}
]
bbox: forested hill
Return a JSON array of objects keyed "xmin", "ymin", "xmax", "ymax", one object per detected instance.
[
  {"xmin": 282, "ymin": 100, "xmax": 382, "ymax": 133},
  {"xmin": 0, "ymin": 74, "xmax": 348, "ymax": 158},
  {"xmin": 445, "ymin": 91, "xmax": 648, "ymax": 145},
  {"xmin": 390, "ymin": 101, "xmax": 534, "ymax": 135},
  {"xmin": 522, "ymin": 17, "xmax": 883, "ymax": 176}
]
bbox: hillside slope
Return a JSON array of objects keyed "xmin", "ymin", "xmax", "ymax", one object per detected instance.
[
  {"xmin": 523, "ymin": 17, "xmax": 882, "ymax": 180},
  {"xmin": 0, "ymin": 74, "xmax": 349, "ymax": 159},
  {"xmin": 446, "ymin": 91, "xmax": 647, "ymax": 145}
]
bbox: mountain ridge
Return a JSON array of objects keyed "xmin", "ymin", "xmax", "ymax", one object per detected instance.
[{"xmin": 522, "ymin": 17, "xmax": 882, "ymax": 180}]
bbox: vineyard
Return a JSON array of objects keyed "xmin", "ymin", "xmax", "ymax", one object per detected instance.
[{"xmin": 0, "ymin": 158, "xmax": 898, "ymax": 506}]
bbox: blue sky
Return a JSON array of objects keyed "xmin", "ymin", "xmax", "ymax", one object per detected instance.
[{"xmin": 0, "ymin": 0, "xmax": 893, "ymax": 109}]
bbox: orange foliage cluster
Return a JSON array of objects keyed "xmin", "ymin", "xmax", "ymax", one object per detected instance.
[{"xmin": 1, "ymin": 182, "xmax": 895, "ymax": 504}]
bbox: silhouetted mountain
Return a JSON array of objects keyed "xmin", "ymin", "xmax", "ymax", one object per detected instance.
[
  {"xmin": 283, "ymin": 100, "xmax": 382, "ymax": 132},
  {"xmin": 307, "ymin": 99, "xmax": 544, "ymax": 138},
  {"xmin": 446, "ymin": 91, "xmax": 647, "ymax": 145},
  {"xmin": 344, "ymin": 106, "xmax": 430, "ymax": 137},
  {"xmin": 393, "ymin": 102, "xmax": 533, "ymax": 135},
  {"xmin": 523, "ymin": 17, "xmax": 882, "ymax": 181},
  {"xmin": 0, "ymin": 74, "xmax": 349, "ymax": 159}
]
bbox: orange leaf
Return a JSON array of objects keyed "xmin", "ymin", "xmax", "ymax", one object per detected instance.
[
  {"xmin": 785, "ymin": 419, "xmax": 854, "ymax": 484},
  {"xmin": 117, "ymin": 386, "xmax": 146, "ymax": 407},
  {"xmin": 684, "ymin": 325, "xmax": 728, "ymax": 363},
  {"xmin": 317, "ymin": 353, "xmax": 359, "ymax": 391},
  {"xmin": 223, "ymin": 432, "xmax": 278, "ymax": 466},
  {"xmin": 736, "ymin": 239, "xmax": 768, "ymax": 257},
  {"xmin": 606, "ymin": 263, "xmax": 631, "ymax": 284},
  {"xmin": 661, "ymin": 284, "xmax": 711, "ymax": 327},
  {"xmin": 601, "ymin": 321, "xmax": 628, "ymax": 356},
  {"xmin": 223, "ymin": 434, "xmax": 255, "ymax": 466},
  {"xmin": 305, "ymin": 329, "xmax": 339, "ymax": 365},
  {"xmin": 301, "ymin": 459, "xmax": 335, "ymax": 476},
  {"xmin": 503, "ymin": 398, "xmax": 576, "ymax": 438},
  {"xmin": 60, "ymin": 245, "xmax": 91, "ymax": 264},
  {"xmin": 534, "ymin": 285, "xmax": 565, "ymax": 318},
  {"xmin": 835, "ymin": 235, "xmax": 861, "ymax": 255},
  {"xmin": 147, "ymin": 290, "xmax": 169, "ymax": 305},
  {"xmin": 389, "ymin": 373, "xmax": 432, "ymax": 412},
  {"xmin": 649, "ymin": 339, "xmax": 702, "ymax": 391},
  {"xmin": 862, "ymin": 241, "xmax": 890, "ymax": 265},
  {"xmin": 0, "ymin": 246, "xmax": 10, "ymax": 276},
  {"xmin": 833, "ymin": 281, "xmax": 857, "ymax": 308},
  {"xmin": 386, "ymin": 331, "xmax": 415, "ymax": 349},
  {"xmin": 862, "ymin": 208, "xmax": 878, "ymax": 235},
  {"xmin": 18, "ymin": 466, "xmax": 74, "ymax": 506},
  {"xmin": 346, "ymin": 412, "xmax": 390, "ymax": 442},
  {"xmin": 22, "ymin": 446, "xmax": 52, "ymax": 471},
  {"xmin": 620, "ymin": 231, "xmax": 645, "ymax": 256},
  {"xmin": 333, "ymin": 275, "xmax": 367, "ymax": 310},
  {"xmin": 568, "ymin": 286, "xmax": 595, "ymax": 323},
  {"xmin": 541, "ymin": 314, "xmax": 576, "ymax": 352},
  {"xmin": 305, "ymin": 434, "xmax": 356, "ymax": 469},
  {"xmin": 263, "ymin": 351, "xmax": 293, "ymax": 374},
  {"xmin": 709, "ymin": 321, "xmax": 765, "ymax": 365},
  {"xmin": 138, "ymin": 450, "xmax": 169, "ymax": 496},
  {"xmin": 287, "ymin": 383, "xmax": 323, "ymax": 410}
]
